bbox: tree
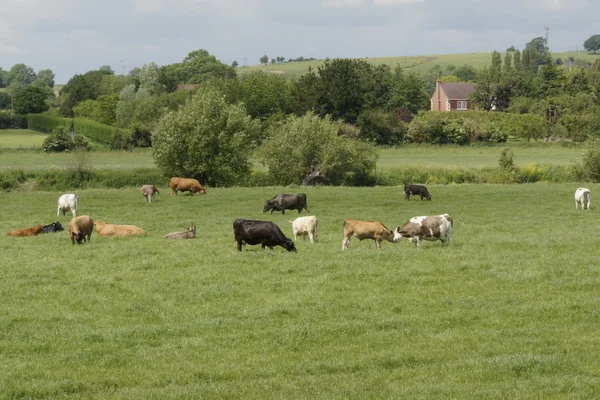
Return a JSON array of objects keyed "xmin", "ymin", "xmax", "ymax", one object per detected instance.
[
  {"xmin": 231, "ymin": 60, "xmax": 239, "ymax": 68},
  {"xmin": 260, "ymin": 55, "xmax": 269, "ymax": 65},
  {"xmin": 241, "ymin": 71, "xmax": 294, "ymax": 122},
  {"xmin": 33, "ymin": 69, "xmax": 55, "ymax": 88},
  {"xmin": 583, "ymin": 35, "xmax": 600, "ymax": 53},
  {"xmin": 260, "ymin": 112, "xmax": 378, "ymax": 186},
  {"xmin": 152, "ymin": 88, "xmax": 260, "ymax": 187},
  {"xmin": 290, "ymin": 67, "xmax": 325, "ymax": 116},
  {"xmin": 99, "ymin": 65, "xmax": 114, "ymax": 74},
  {"xmin": 388, "ymin": 66, "xmax": 429, "ymax": 114},
  {"xmin": 7, "ymin": 63, "xmax": 36, "ymax": 86},
  {"xmin": 138, "ymin": 62, "xmax": 165, "ymax": 95},
  {"xmin": 13, "ymin": 85, "xmax": 49, "ymax": 114},
  {"xmin": 0, "ymin": 92, "xmax": 12, "ymax": 109}
]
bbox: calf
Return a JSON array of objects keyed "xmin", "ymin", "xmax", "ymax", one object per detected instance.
[
  {"xmin": 342, "ymin": 219, "xmax": 402, "ymax": 250},
  {"xmin": 233, "ymin": 219, "xmax": 296, "ymax": 252},
  {"xmin": 288, "ymin": 216, "xmax": 318, "ymax": 243},
  {"xmin": 263, "ymin": 193, "xmax": 310, "ymax": 215},
  {"xmin": 95, "ymin": 221, "xmax": 146, "ymax": 237},
  {"xmin": 404, "ymin": 184, "xmax": 431, "ymax": 201},
  {"xmin": 57, "ymin": 194, "xmax": 79, "ymax": 217},
  {"xmin": 42, "ymin": 221, "xmax": 64, "ymax": 233},
  {"xmin": 7, "ymin": 225, "xmax": 44, "ymax": 237},
  {"xmin": 142, "ymin": 184, "xmax": 160, "ymax": 203},
  {"xmin": 164, "ymin": 226, "xmax": 197, "ymax": 239},
  {"xmin": 397, "ymin": 214, "xmax": 453, "ymax": 249},
  {"xmin": 68, "ymin": 215, "xmax": 94, "ymax": 245},
  {"xmin": 575, "ymin": 187, "xmax": 591, "ymax": 210},
  {"xmin": 169, "ymin": 177, "xmax": 207, "ymax": 195}
]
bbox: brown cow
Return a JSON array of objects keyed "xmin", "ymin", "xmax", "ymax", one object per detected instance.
[
  {"xmin": 68, "ymin": 215, "xmax": 94, "ymax": 245},
  {"xmin": 95, "ymin": 220, "xmax": 146, "ymax": 237},
  {"xmin": 169, "ymin": 177, "xmax": 207, "ymax": 195},
  {"xmin": 342, "ymin": 219, "xmax": 402, "ymax": 250},
  {"xmin": 7, "ymin": 225, "xmax": 44, "ymax": 237}
]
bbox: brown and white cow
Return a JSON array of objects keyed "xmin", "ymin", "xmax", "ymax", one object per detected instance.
[
  {"xmin": 169, "ymin": 177, "xmax": 207, "ymax": 196},
  {"xmin": 575, "ymin": 187, "xmax": 591, "ymax": 210},
  {"xmin": 342, "ymin": 219, "xmax": 402, "ymax": 250},
  {"xmin": 397, "ymin": 214, "xmax": 453, "ymax": 249},
  {"xmin": 7, "ymin": 225, "xmax": 44, "ymax": 237},
  {"xmin": 95, "ymin": 221, "xmax": 146, "ymax": 237},
  {"xmin": 141, "ymin": 184, "xmax": 160, "ymax": 203},
  {"xmin": 164, "ymin": 226, "xmax": 197, "ymax": 239}
]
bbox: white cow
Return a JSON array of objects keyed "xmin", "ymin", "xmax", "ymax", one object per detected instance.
[
  {"xmin": 288, "ymin": 216, "xmax": 318, "ymax": 243},
  {"xmin": 57, "ymin": 194, "xmax": 78, "ymax": 217},
  {"xmin": 397, "ymin": 214, "xmax": 454, "ymax": 249},
  {"xmin": 575, "ymin": 188, "xmax": 591, "ymax": 210}
]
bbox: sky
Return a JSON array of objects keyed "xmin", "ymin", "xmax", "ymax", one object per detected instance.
[{"xmin": 1, "ymin": 0, "xmax": 598, "ymax": 84}]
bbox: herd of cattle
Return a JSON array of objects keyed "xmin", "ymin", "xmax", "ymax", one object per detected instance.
[{"xmin": 6, "ymin": 180, "xmax": 593, "ymax": 251}]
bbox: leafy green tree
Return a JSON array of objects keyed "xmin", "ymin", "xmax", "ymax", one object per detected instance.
[
  {"xmin": 98, "ymin": 74, "xmax": 128, "ymax": 95},
  {"xmin": 168, "ymin": 49, "xmax": 236, "ymax": 85},
  {"xmin": 42, "ymin": 126, "xmax": 90, "ymax": 152},
  {"xmin": 260, "ymin": 112, "xmax": 378, "ymax": 186},
  {"xmin": 33, "ymin": 69, "xmax": 55, "ymax": 88},
  {"xmin": 356, "ymin": 108, "xmax": 407, "ymax": 145},
  {"xmin": 59, "ymin": 69, "xmax": 112, "ymax": 116},
  {"xmin": 13, "ymin": 85, "xmax": 49, "ymax": 114},
  {"xmin": 260, "ymin": 55, "xmax": 269, "ymax": 65},
  {"xmin": 290, "ymin": 67, "xmax": 325, "ymax": 116},
  {"xmin": 388, "ymin": 66, "xmax": 429, "ymax": 114},
  {"xmin": 536, "ymin": 58, "xmax": 566, "ymax": 97},
  {"xmin": 240, "ymin": 71, "xmax": 294, "ymax": 122},
  {"xmin": 138, "ymin": 62, "xmax": 165, "ymax": 95},
  {"xmin": 0, "ymin": 92, "xmax": 12, "ymax": 109},
  {"xmin": 73, "ymin": 93, "xmax": 119, "ymax": 125},
  {"xmin": 0, "ymin": 67, "xmax": 7, "ymax": 87},
  {"xmin": 454, "ymin": 65, "xmax": 477, "ymax": 82},
  {"xmin": 231, "ymin": 60, "xmax": 239, "ymax": 68},
  {"xmin": 583, "ymin": 34, "xmax": 600, "ymax": 53},
  {"xmin": 99, "ymin": 65, "xmax": 114, "ymax": 74},
  {"xmin": 7, "ymin": 64, "xmax": 36, "ymax": 85},
  {"xmin": 152, "ymin": 88, "xmax": 259, "ymax": 186}
]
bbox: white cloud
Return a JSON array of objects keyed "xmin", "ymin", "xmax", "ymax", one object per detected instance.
[{"xmin": 321, "ymin": 0, "xmax": 364, "ymax": 8}]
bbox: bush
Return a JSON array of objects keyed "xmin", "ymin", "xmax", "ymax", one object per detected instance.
[
  {"xmin": 42, "ymin": 126, "xmax": 90, "ymax": 153},
  {"xmin": 356, "ymin": 109, "xmax": 407, "ymax": 145},
  {"xmin": 0, "ymin": 111, "xmax": 27, "ymax": 129},
  {"xmin": 582, "ymin": 139, "xmax": 600, "ymax": 182}
]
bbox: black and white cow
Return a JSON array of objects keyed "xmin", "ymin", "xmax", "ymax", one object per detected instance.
[
  {"xmin": 263, "ymin": 193, "xmax": 310, "ymax": 215},
  {"xmin": 404, "ymin": 184, "xmax": 431, "ymax": 201},
  {"xmin": 397, "ymin": 214, "xmax": 453, "ymax": 248},
  {"xmin": 42, "ymin": 221, "xmax": 65, "ymax": 233},
  {"xmin": 233, "ymin": 219, "xmax": 296, "ymax": 252}
]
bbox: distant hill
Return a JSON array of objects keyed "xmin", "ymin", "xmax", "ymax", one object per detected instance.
[{"xmin": 236, "ymin": 51, "xmax": 600, "ymax": 79}]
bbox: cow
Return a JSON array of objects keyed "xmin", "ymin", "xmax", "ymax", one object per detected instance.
[
  {"xmin": 94, "ymin": 221, "xmax": 146, "ymax": 237},
  {"xmin": 263, "ymin": 193, "xmax": 310, "ymax": 215},
  {"xmin": 141, "ymin": 184, "xmax": 160, "ymax": 203},
  {"xmin": 68, "ymin": 215, "xmax": 94, "ymax": 245},
  {"xmin": 397, "ymin": 214, "xmax": 454, "ymax": 249},
  {"xmin": 164, "ymin": 226, "xmax": 197, "ymax": 239},
  {"xmin": 575, "ymin": 187, "xmax": 591, "ymax": 210},
  {"xmin": 342, "ymin": 219, "xmax": 402, "ymax": 250},
  {"xmin": 42, "ymin": 221, "xmax": 64, "ymax": 233},
  {"xmin": 233, "ymin": 219, "xmax": 296, "ymax": 252},
  {"xmin": 404, "ymin": 184, "xmax": 431, "ymax": 201},
  {"xmin": 57, "ymin": 194, "xmax": 79, "ymax": 217},
  {"xmin": 288, "ymin": 216, "xmax": 318, "ymax": 243},
  {"xmin": 169, "ymin": 177, "xmax": 207, "ymax": 196},
  {"xmin": 7, "ymin": 225, "xmax": 44, "ymax": 237}
]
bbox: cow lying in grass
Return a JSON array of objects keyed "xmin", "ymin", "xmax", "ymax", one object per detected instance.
[
  {"xmin": 7, "ymin": 225, "xmax": 44, "ymax": 237},
  {"xmin": 164, "ymin": 226, "xmax": 197, "ymax": 239},
  {"xmin": 95, "ymin": 221, "xmax": 146, "ymax": 237}
]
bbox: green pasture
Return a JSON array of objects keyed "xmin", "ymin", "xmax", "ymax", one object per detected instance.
[
  {"xmin": 0, "ymin": 129, "xmax": 48, "ymax": 149},
  {"xmin": 237, "ymin": 51, "xmax": 600, "ymax": 78},
  {"xmin": 1, "ymin": 184, "xmax": 600, "ymax": 398}
]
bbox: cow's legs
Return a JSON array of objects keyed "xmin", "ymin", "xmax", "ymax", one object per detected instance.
[
  {"xmin": 375, "ymin": 238, "xmax": 381, "ymax": 250},
  {"xmin": 236, "ymin": 239, "xmax": 243, "ymax": 251},
  {"xmin": 342, "ymin": 236, "xmax": 351, "ymax": 250},
  {"xmin": 308, "ymin": 232, "xmax": 314, "ymax": 243}
]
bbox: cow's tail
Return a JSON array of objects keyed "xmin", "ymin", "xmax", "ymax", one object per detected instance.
[{"xmin": 288, "ymin": 220, "xmax": 294, "ymax": 224}]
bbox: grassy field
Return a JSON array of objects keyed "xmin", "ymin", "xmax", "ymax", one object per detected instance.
[
  {"xmin": 1, "ymin": 184, "xmax": 600, "ymax": 398},
  {"xmin": 0, "ymin": 143, "xmax": 586, "ymax": 172},
  {"xmin": 237, "ymin": 51, "xmax": 600, "ymax": 78},
  {"xmin": 0, "ymin": 129, "xmax": 48, "ymax": 149}
]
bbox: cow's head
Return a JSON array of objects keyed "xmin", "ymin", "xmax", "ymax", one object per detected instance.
[
  {"xmin": 284, "ymin": 239, "xmax": 297, "ymax": 252},
  {"xmin": 426, "ymin": 194, "xmax": 432, "ymax": 201},
  {"xmin": 263, "ymin": 200, "xmax": 274, "ymax": 213},
  {"xmin": 53, "ymin": 222, "xmax": 65, "ymax": 231},
  {"xmin": 393, "ymin": 227, "xmax": 403, "ymax": 242}
]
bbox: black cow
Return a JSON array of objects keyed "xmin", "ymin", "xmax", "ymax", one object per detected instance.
[
  {"xmin": 233, "ymin": 219, "xmax": 297, "ymax": 252},
  {"xmin": 404, "ymin": 184, "xmax": 431, "ymax": 201},
  {"xmin": 42, "ymin": 221, "xmax": 65, "ymax": 233},
  {"xmin": 263, "ymin": 193, "xmax": 310, "ymax": 215}
]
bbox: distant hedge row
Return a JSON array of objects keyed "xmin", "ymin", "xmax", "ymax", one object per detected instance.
[
  {"xmin": 26, "ymin": 115, "xmax": 130, "ymax": 147},
  {"xmin": 0, "ymin": 112, "xmax": 27, "ymax": 129}
]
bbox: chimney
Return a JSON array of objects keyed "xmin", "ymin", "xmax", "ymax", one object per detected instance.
[{"xmin": 436, "ymin": 78, "xmax": 442, "ymax": 111}]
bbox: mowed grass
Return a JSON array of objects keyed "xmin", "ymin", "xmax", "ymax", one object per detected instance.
[
  {"xmin": 2, "ymin": 184, "xmax": 600, "ymax": 398},
  {"xmin": 0, "ymin": 143, "xmax": 586, "ymax": 171},
  {"xmin": 0, "ymin": 129, "xmax": 48, "ymax": 149}
]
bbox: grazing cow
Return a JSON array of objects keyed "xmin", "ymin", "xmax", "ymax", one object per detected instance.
[
  {"xmin": 169, "ymin": 177, "xmax": 207, "ymax": 195},
  {"xmin": 68, "ymin": 215, "xmax": 94, "ymax": 245},
  {"xmin": 164, "ymin": 226, "xmax": 197, "ymax": 239},
  {"xmin": 342, "ymin": 219, "xmax": 402, "ymax": 250},
  {"xmin": 42, "ymin": 221, "xmax": 64, "ymax": 233},
  {"xmin": 404, "ymin": 184, "xmax": 431, "ymax": 201},
  {"xmin": 7, "ymin": 225, "xmax": 44, "ymax": 237},
  {"xmin": 233, "ymin": 219, "xmax": 297, "ymax": 252},
  {"xmin": 397, "ymin": 214, "xmax": 453, "ymax": 249},
  {"xmin": 288, "ymin": 216, "xmax": 318, "ymax": 243},
  {"xmin": 57, "ymin": 194, "xmax": 79, "ymax": 217},
  {"xmin": 141, "ymin": 184, "xmax": 160, "ymax": 203},
  {"xmin": 94, "ymin": 221, "xmax": 146, "ymax": 237},
  {"xmin": 575, "ymin": 187, "xmax": 591, "ymax": 210},
  {"xmin": 263, "ymin": 193, "xmax": 310, "ymax": 215}
]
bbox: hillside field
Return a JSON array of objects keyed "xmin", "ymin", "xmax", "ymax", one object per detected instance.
[
  {"xmin": 1, "ymin": 184, "xmax": 600, "ymax": 398},
  {"xmin": 236, "ymin": 51, "xmax": 600, "ymax": 78}
]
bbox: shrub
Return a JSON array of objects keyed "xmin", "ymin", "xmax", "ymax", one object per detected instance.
[
  {"xmin": 582, "ymin": 139, "xmax": 600, "ymax": 182},
  {"xmin": 42, "ymin": 126, "xmax": 90, "ymax": 153}
]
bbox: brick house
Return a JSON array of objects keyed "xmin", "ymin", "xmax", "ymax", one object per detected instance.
[{"xmin": 430, "ymin": 79, "xmax": 476, "ymax": 111}]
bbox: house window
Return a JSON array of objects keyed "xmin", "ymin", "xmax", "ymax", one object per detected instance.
[
  {"xmin": 457, "ymin": 101, "xmax": 468, "ymax": 110},
  {"xmin": 446, "ymin": 101, "xmax": 450, "ymax": 111}
]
